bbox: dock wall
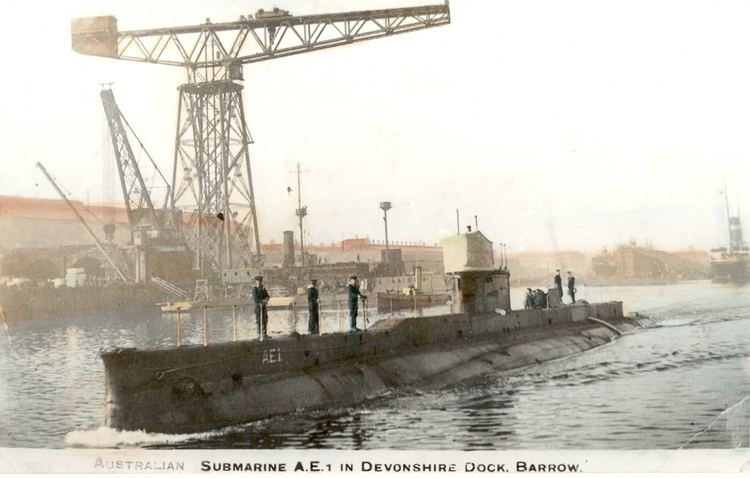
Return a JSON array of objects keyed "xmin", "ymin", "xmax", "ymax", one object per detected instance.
[{"xmin": 0, "ymin": 285, "xmax": 163, "ymax": 322}]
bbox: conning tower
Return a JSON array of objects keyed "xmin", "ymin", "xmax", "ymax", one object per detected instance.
[{"xmin": 441, "ymin": 231, "xmax": 510, "ymax": 314}]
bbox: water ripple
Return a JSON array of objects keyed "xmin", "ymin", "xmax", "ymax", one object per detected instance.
[{"xmin": 2, "ymin": 282, "xmax": 750, "ymax": 449}]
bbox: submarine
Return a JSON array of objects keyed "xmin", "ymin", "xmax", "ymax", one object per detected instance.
[{"xmin": 101, "ymin": 230, "xmax": 643, "ymax": 434}]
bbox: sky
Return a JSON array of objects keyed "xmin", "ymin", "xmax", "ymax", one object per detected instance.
[{"xmin": 1, "ymin": 0, "xmax": 750, "ymax": 253}]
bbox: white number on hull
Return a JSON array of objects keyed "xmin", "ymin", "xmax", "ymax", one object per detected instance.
[{"xmin": 262, "ymin": 347, "xmax": 282, "ymax": 364}]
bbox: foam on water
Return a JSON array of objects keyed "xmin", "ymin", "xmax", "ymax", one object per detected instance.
[{"xmin": 64, "ymin": 425, "xmax": 233, "ymax": 448}]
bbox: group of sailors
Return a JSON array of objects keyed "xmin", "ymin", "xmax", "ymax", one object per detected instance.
[
  {"xmin": 524, "ymin": 269, "xmax": 577, "ymax": 310},
  {"xmin": 252, "ymin": 268, "xmax": 580, "ymax": 339},
  {"xmin": 524, "ymin": 288, "xmax": 549, "ymax": 310},
  {"xmin": 250, "ymin": 274, "xmax": 366, "ymax": 340}
]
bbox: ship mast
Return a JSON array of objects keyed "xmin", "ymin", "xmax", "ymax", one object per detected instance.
[
  {"xmin": 737, "ymin": 198, "xmax": 744, "ymax": 248},
  {"xmin": 724, "ymin": 181, "xmax": 733, "ymax": 250}
]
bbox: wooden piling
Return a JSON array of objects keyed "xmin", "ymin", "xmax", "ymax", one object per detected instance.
[
  {"xmin": 176, "ymin": 308, "xmax": 182, "ymax": 346},
  {"xmin": 232, "ymin": 305, "xmax": 237, "ymax": 341},
  {"xmin": 203, "ymin": 307, "xmax": 208, "ymax": 346}
]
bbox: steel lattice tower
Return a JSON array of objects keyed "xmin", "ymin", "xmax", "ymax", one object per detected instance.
[{"xmin": 71, "ymin": 3, "xmax": 450, "ymax": 274}]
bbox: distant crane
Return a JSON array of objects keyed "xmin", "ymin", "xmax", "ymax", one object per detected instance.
[
  {"xmin": 36, "ymin": 162, "xmax": 130, "ymax": 282},
  {"xmin": 71, "ymin": 3, "xmax": 450, "ymax": 274}
]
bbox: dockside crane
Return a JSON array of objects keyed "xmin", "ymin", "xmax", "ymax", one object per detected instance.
[
  {"xmin": 36, "ymin": 162, "xmax": 131, "ymax": 282},
  {"xmin": 99, "ymin": 86, "xmax": 193, "ymax": 285},
  {"xmin": 71, "ymin": 3, "xmax": 450, "ymax": 274},
  {"xmin": 100, "ymin": 87, "xmax": 171, "ymax": 242}
]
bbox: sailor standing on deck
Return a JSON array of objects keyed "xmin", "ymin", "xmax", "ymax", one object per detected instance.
[
  {"xmin": 346, "ymin": 275, "xmax": 367, "ymax": 332},
  {"xmin": 567, "ymin": 271, "xmax": 576, "ymax": 304},
  {"xmin": 307, "ymin": 279, "xmax": 320, "ymax": 335},
  {"xmin": 554, "ymin": 269, "xmax": 563, "ymax": 303},
  {"xmin": 524, "ymin": 288, "xmax": 534, "ymax": 310},
  {"xmin": 252, "ymin": 276, "xmax": 270, "ymax": 340}
]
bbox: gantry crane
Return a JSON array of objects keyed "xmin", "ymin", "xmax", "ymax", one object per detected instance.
[{"xmin": 71, "ymin": 3, "xmax": 450, "ymax": 274}]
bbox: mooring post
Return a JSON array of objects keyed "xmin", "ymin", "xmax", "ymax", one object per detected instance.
[
  {"xmin": 390, "ymin": 297, "xmax": 393, "ymax": 318},
  {"xmin": 363, "ymin": 297, "xmax": 368, "ymax": 331},
  {"xmin": 232, "ymin": 305, "xmax": 237, "ymax": 342},
  {"xmin": 176, "ymin": 308, "xmax": 182, "ymax": 346},
  {"xmin": 317, "ymin": 300, "xmax": 323, "ymax": 334},
  {"xmin": 337, "ymin": 300, "xmax": 342, "ymax": 332},
  {"xmin": 203, "ymin": 306, "xmax": 208, "ymax": 346},
  {"xmin": 259, "ymin": 303, "xmax": 266, "ymax": 341},
  {"xmin": 291, "ymin": 301, "xmax": 298, "ymax": 333}
]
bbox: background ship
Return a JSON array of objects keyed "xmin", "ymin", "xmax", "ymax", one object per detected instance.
[{"xmin": 710, "ymin": 189, "xmax": 749, "ymax": 284}]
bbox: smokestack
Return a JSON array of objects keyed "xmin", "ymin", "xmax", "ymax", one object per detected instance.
[{"xmin": 283, "ymin": 230, "xmax": 295, "ymax": 267}]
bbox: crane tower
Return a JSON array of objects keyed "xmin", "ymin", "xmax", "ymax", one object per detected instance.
[{"xmin": 71, "ymin": 3, "xmax": 450, "ymax": 274}]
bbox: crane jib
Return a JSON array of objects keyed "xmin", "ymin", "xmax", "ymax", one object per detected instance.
[{"xmin": 70, "ymin": 3, "xmax": 450, "ymax": 67}]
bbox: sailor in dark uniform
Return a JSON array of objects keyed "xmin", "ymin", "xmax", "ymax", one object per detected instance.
[
  {"xmin": 524, "ymin": 288, "xmax": 534, "ymax": 310},
  {"xmin": 346, "ymin": 275, "xmax": 366, "ymax": 332},
  {"xmin": 554, "ymin": 269, "xmax": 563, "ymax": 303},
  {"xmin": 567, "ymin": 271, "xmax": 576, "ymax": 304},
  {"xmin": 251, "ymin": 276, "xmax": 270, "ymax": 339},
  {"xmin": 307, "ymin": 279, "xmax": 320, "ymax": 335}
]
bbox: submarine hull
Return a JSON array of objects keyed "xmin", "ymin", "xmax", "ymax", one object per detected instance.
[{"xmin": 102, "ymin": 302, "xmax": 635, "ymax": 434}]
